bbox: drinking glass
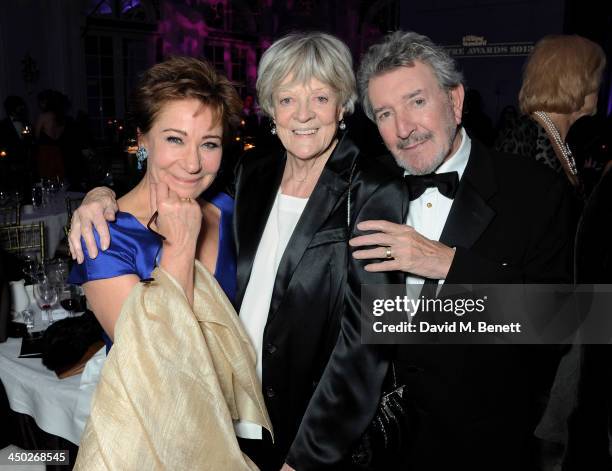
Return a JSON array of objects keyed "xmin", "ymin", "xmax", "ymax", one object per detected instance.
[
  {"xmin": 34, "ymin": 280, "xmax": 58, "ymax": 323},
  {"xmin": 46, "ymin": 259, "xmax": 62, "ymax": 285},
  {"xmin": 54, "ymin": 175, "xmax": 64, "ymax": 191},
  {"xmin": 21, "ymin": 309, "xmax": 35, "ymax": 331},
  {"xmin": 22, "ymin": 255, "xmax": 40, "ymax": 284},
  {"xmin": 41, "ymin": 179, "xmax": 50, "ymax": 206},
  {"xmin": 55, "ymin": 259, "xmax": 69, "ymax": 282},
  {"xmin": 59, "ymin": 284, "xmax": 80, "ymax": 317},
  {"xmin": 31, "ymin": 185, "xmax": 43, "ymax": 207}
]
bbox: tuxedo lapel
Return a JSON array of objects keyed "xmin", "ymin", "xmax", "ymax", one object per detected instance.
[
  {"xmin": 439, "ymin": 140, "xmax": 497, "ymax": 249},
  {"xmin": 267, "ymin": 134, "xmax": 359, "ymax": 322},
  {"xmin": 235, "ymin": 152, "xmax": 285, "ymax": 307}
]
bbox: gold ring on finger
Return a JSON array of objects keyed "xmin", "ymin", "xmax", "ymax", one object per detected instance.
[{"xmin": 385, "ymin": 247, "xmax": 393, "ymax": 259}]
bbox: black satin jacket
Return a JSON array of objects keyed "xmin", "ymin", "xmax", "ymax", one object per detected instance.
[{"xmin": 234, "ymin": 134, "xmax": 409, "ymax": 469}]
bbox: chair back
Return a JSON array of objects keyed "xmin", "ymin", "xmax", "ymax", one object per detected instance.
[
  {"xmin": 65, "ymin": 196, "xmax": 84, "ymax": 221},
  {"xmin": 0, "ymin": 205, "xmax": 20, "ymax": 227},
  {"xmin": 0, "ymin": 222, "xmax": 45, "ymax": 261}
]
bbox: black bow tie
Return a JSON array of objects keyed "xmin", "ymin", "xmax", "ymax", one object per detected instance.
[{"xmin": 404, "ymin": 171, "xmax": 459, "ymax": 201}]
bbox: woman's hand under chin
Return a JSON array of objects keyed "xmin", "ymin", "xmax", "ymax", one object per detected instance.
[
  {"xmin": 152, "ymin": 181, "xmax": 202, "ymax": 305},
  {"xmin": 151, "ymin": 181, "xmax": 202, "ymax": 252}
]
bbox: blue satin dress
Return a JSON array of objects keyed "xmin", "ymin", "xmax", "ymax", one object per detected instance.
[{"xmin": 68, "ymin": 191, "xmax": 237, "ymax": 352}]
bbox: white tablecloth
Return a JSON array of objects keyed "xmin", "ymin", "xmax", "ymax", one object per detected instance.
[
  {"xmin": 0, "ymin": 337, "xmax": 105, "ymax": 445},
  {"xmin": 21, "ymin": 191, "xmax": 84, "ymax": 259}
]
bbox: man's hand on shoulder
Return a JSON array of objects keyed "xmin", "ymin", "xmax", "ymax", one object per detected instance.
[
  {"xmin": 349, "ymin": 219, "xmax": 455, "ymax": 279},
  {"xmin": 68, "ymin": 187, "xmax": 118, "ymax": 263}
]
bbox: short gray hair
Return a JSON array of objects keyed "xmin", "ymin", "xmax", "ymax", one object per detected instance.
[
  {"xmin": 256, "ymin": 32, "xmax": 357, "ymax": 117},
  {"xmin": 358, "ymin": 31, "xmax": 464, "ymax": 121}
]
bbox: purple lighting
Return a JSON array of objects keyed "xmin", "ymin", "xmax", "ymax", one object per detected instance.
[{"xmin": 121, "ymin": 0, "xmax": 142, "ymax": 14}]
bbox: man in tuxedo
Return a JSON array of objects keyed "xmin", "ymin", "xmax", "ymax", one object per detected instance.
[{"xmin": 350, "ymin": 31, "xmax": 573, "ymax": 470}]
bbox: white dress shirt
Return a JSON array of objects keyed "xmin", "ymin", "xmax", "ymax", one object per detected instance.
[
  {"xmin": 235, "ymin": 190, "xmax": 308, "ymax": 439},
  {"xmin": 405, "ymin": 128, "xmax": 471, "ymax": 286}
]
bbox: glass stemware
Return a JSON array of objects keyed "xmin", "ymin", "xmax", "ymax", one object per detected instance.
[
  {"xmin": 31, "ymin": 184, "xmax": 43, "ymax": 208},
  {"xmin": 58, "ymin": 284, "xmax": 80, "ymax": 317},
  {"xmin": 22, "ymin": 309, "xmax": 35, "ymax": 331},
  {"xmin": 34, "ymin": 279, "xmax": 58, "ymax": 324},
  {"xmin": 22, "ymin": 256, "xmax": 41, "ymax": 284},
  {"xmin": 55, "ymin": 258, "xmax": 69, "ymax": 282}
]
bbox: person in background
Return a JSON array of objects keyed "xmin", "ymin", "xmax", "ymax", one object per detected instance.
[
  {"xmin": 564, "ymin": 162, "xmax": 612, "ymax": 470},
  {"xmin": 495, "ymin": 37, "xmax": 607, "ymax": 467},
  {"xmin": 0, "ymin": 95, "xmax": 33, "ymax": 192},
  {"xmin": 496, "ymin": 34, "xmax": 607, "ymax": 201},
  {"xmin": 35, "ymin": 89, "xmax": 66, "ymax": 180},
  {"xmin": 0, "ymin": 95, "xmax": 31, "ymax": 155},
  {"xmin": 68, "ymin": 56, "xmax": 270, "ymax": 470}
]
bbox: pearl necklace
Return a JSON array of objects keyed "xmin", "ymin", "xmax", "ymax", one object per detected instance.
[{"xmin": 533, "ymin": 111, "xmax": 578, "ymax": 176}]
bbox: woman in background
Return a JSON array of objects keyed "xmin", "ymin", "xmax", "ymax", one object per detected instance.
[
  {"xmin": 495, "ymin": 34, "xmax": 607, "ymax": 469},
  {"xmin": 496, "ymin": 34, "xmax": 606, "ymax": 198}
]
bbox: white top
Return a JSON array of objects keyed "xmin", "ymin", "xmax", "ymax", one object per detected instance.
[
  {"xmin": 235, "ymin": 190, "xmax": 308, "ymax": 439},
  {"xmin": 405, "ymin": 128, "xmax": 471, "ymax": 286}
]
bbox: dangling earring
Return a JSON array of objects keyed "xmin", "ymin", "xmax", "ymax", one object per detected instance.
[
  {"xmin": 270, "ymin": 121, "xmax": 277, "ymax": 135},
  {"xmin": 338, "ymin": 119, "xmax": 346, "ymax": 131},
  {"xmin": 136, "ymin": 146, "xmax": 148, "ymax": 170}
]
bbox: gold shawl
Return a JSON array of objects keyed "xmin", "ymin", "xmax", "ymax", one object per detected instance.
[{"xmin": 75, "ymin": 262, "xmax": 272, "ymax": 470}]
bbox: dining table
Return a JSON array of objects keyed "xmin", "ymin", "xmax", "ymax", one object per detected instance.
[{"xmin": 0, "ymin": 305, "xmax": 104, "ymax": 449}]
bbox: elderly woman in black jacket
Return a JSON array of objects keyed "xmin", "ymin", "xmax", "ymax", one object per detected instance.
[{"xmin": 68, "ymin": 32, "xmax": 408, "ymax": 471}]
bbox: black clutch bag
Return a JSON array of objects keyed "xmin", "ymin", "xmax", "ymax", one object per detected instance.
[{"xmin": 350, "ymin": 363, "xmax": 413, "ymax": 470}]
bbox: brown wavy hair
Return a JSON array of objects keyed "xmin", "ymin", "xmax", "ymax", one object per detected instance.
[
  {"xmin": 130, "ymin": 56, "xmax": 242, "ymax": 143},
  {"xmin": 519, "ymin": 35, "xmax": 606, "ymax": 114}
]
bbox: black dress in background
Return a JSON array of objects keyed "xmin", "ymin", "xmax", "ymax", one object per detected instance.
[{"xmin": 564, "ymin": 169, "xmax": 612, "ymax": 471}]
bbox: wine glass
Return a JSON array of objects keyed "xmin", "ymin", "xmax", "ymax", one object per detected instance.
[
  {"xmin": 41, "ymin": 179, "xmax": 50, "ymax": 206},
  {"xmin": 21, "ymin": 309, "xmax": 35, "ymax": 331},
  {"xmin": 55, "ymin": 175, "xmax": 64, "ymax": 191},
  {"xmin": 55, "ymin": 259, "xmax": 69, "ymax": 282},
  {"xmin": 32, "ymin": 260, "xmax": 46, "ymax": 284},
  {"xmin": 22, "ymin": 255, "xmax": 40, "ymax": 284},
  {"xmin": 34, "ymin": 279, "xmax": 58, "ymax": 324},
  {"xmin": 46, "ymin": 259, "xmax": 62, "ymax": 285},
  {"xmin": 31, "ymin": 184, "xmax": 43, "ymax": 208},
  {"xmin": 59, "ymin": 284, "xmax": 80, "ymax": 317}
]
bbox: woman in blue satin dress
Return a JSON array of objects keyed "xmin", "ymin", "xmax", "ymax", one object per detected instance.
[
  {"xmin": 68, "ymin": 59, "xmax": 239, "ymax": 344},
  {"xmin": 68, "ymin": 187, "xmax": 236, "ymax": 351},
  {"xmin": 66, "ymin": 57, "xmax": 270, "ymax": 470}
]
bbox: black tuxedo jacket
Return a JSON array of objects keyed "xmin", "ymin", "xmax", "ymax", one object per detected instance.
[
  {"xmin": 234, "ymin": 134, "xmax": 408, "ymax": 469},
  {"xmin": 393, "ymin": 139, "xmax": 573, "ymax": 470}
]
